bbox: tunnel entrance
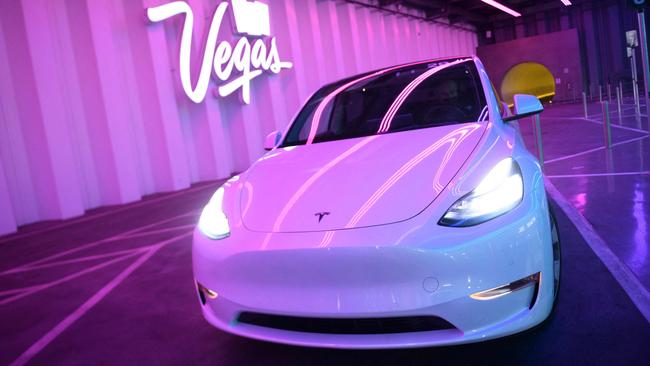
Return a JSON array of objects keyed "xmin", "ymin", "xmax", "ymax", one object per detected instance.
[{"xmin": 500, "ymin": 62, "xmax": 555, "ymax": 106}]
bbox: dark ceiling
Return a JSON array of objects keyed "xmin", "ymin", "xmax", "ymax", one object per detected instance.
[{"xmin": 376, "ymin": 0, "xmax": 589, "ymax": 27}]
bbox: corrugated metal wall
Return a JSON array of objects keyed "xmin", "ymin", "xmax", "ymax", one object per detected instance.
[
  {"xmin": 486, "ymin": 0, "xmax": 644, "ymax": 94},
  {"xmin": 0, "ymin": 0, "xmax": 477, "ymax": 235}
]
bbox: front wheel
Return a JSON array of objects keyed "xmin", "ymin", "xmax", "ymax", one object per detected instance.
[{"xmin": 549, "ymin": 203, "xmax": 561, "ymax": 307}]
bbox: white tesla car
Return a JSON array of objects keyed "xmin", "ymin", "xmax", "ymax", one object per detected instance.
[{"xmin": 193, "ymin": 56, "xmax": 561, "ymax": 348}]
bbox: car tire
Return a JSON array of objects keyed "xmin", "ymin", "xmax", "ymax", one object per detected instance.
[
  {"xmin": 550, "ymin": 204, "xmax": 561, "ymax": 298},
  {"xmin": 545, "ymin": 202, "xmax": 562, "ymax": 321}
]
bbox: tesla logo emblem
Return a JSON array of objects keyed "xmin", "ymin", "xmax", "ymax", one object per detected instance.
[{"xmin": 314, "ymin": 212, "xmax": 330, "ymax": 223}]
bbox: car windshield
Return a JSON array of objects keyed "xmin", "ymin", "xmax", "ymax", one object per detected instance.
[{"xmin": 281, "ymin": 58, "xmax": 488, "ymax": 147}]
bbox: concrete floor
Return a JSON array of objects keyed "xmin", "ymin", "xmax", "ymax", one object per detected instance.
[
  {"xmin": 519, "ymin": 98, "xmax": 650, "ymax": 291},
  {"xmin": 1, "ymin": 101, "xmax": 650, "ymax": 365}
]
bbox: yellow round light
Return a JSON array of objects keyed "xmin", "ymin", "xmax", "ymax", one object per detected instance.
[{"xmin": 500, "ymin": 62, "xmax": 555, "ymax": 106}]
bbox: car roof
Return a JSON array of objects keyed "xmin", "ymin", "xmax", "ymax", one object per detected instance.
[{"xmin": 320, "ymin": 56, "xmax": 476, "ymax": 92}]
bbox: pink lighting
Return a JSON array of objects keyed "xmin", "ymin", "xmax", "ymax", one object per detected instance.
[
  {"xmin": 345, "ymin": 124, "xmax": 482, "ymax": 229},
  {"xmin": 378, "ymin": 59, "xmax": 470, "ymax": 133},
  {"xmin": 307, "ymin": 60, "xmax": 433, "ymax": 145},
  {"xmin": 307, "ymin": 72, "xmax": 386, "ymax": 145},
  {"xmin": 0, "ymin": 0, "xmax": 479, "ymax": 236},
  {"xmin": 146, "ymin": 1, "xmax": 292, "ymax": 104},
  {"xmin": 481, "ymin": 0, "xmax": 521, "ymax": 17},
  {"xmin": 560, "ymin": 0, "xmax": 572, "ymax": 6},
  {"xmin": 269, "ymin": 136, "xmax": 379, "ymax": 232}
]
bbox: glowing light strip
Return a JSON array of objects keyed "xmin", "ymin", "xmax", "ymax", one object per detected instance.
[
  {"xmin": 306, "ymin": 71, "xmax": 387, "ymax": 145},
  {"xmin": 318, "ymin": 230, "xmax": 336, "ymax": 248},
  {"xmin": 147, "ymin": 1, "xmax": 292, "ymax": 104},
  {"xmin": 306, "ymin": 60, "xmax": 440, "ymax": 144},
  {"xmin": 346, "ymin": 133, "xmax": 459, "ymax": 228},
  {"xmin": 345, "ymin": 125, "xmax": 479, "ymax": 228},
  {"xmin": 470, "ymin": 273, "xmax": 540, "ymax": 300},
  {"xmin": 147, "ymin": 2, "xmax": 223, "ymax": 103},
  {"xmin": 477, "ymin": 105, "xmax": 489, "ymax": 122},
  {"xmin": 271, "ymin": 136, "xmax": 379, "ymax": 232},
  {"xmin": 377, "ymin": 59, "xmax": 471, "ymax": 134},
  {"xmin": 432, "ymin": 124, "xmax": 482, "ymax": 192},
  {"xmin": 481, "ymin": 0, "xmax": 521, "ymax": 17},
  {"xmin": 560, "ymin": 0, "xmax": 572, "ymax": 6}
]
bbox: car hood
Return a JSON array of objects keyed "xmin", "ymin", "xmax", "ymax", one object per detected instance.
[{"xmin": 240, "ymin": 123, "xmax": 485, "ymax": 233}]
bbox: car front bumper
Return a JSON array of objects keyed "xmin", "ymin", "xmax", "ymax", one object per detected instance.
[{"xmin": 192, "ymin": 188, "xmax": 554, "ymax": 348}]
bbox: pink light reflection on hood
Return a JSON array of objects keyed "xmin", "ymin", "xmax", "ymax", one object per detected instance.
[{"xmin": 345, "ymin": 123, "xmax": 482, "ymax": 229}]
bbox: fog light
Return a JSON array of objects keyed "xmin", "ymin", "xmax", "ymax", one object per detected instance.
[
  {"xmin": 197, "ymin": 282, "xmax": 218, "ymax": 305},
  {"xmin": 470, "ymin": 272, "xmax": 540, "ymax": 304}
]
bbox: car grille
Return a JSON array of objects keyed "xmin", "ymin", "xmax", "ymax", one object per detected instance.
[{"xmin": 236, "ymin": 312, "xmax": 455, "ymax": 334}]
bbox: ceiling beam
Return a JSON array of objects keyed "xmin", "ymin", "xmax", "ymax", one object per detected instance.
[
  {"xmin": 406, "ymin": 0, "xmax": 489, "ymax": 24},
  {"xmin": 378, "ymin": 0, "xmax": 404, "ymax": 7},
  {"xmin": 342, "ymin": 0, "xmax": 476, "ymax": 32}
]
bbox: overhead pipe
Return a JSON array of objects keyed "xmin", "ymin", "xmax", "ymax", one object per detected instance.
[{"xmin": 342, "ymin": 0, "xmax": 476, "ymax": 32}]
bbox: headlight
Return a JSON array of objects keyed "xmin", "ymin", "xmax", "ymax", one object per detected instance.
[
  {"xmin": 439, "ymin": 158, "xmax": 523, "ymax": 227},
  {"xmin": 198, "ymin": 187, "xmax": 230, "ymax": 239}
]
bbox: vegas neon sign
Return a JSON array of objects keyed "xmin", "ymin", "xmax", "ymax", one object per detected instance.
[{"xmin": 147, "ymin": 0, "xmax": 293, "ymax": 104}]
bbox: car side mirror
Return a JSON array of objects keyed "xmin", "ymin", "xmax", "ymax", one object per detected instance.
[
  {"xmin": 264, "ymin": 131, "xmax": 281, "ymax": 150},
  {"xmin": 503, "ymin": 94, "xmax": 543, "ymax": 122}
]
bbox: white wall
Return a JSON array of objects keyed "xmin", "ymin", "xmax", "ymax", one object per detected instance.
[{"xmin": 0, "ymin": 0, "xmax": 477, "ymax": 235}]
